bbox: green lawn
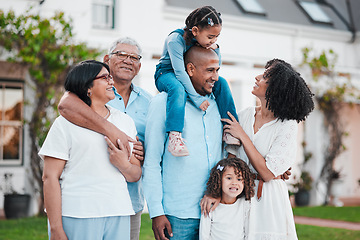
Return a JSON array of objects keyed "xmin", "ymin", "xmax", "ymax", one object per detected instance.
[
  {"xmin": 0, "ymin": 207, "xmax": 359, "ymax": 240},
  {"xmin": 293, "ymin": 206, "xmax": 360, "ymax": 223},
  {"xmin": 295, "ymin": 224, "xmax": 360, "ymax": 240},
  {"xmin": 0, "ymin": 216, "xmax": 48, "ymax": 240}
]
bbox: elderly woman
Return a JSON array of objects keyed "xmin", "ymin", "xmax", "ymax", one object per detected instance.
[
  {"xmin": 40, "ymin": 60, "xmax": 141, "ymax": 240},
  {"xmin": 203, "ymin": 59, "xmax": 314, "ymax": 240}
]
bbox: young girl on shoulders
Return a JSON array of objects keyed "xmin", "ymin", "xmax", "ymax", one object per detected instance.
[
  {"xmin": 155, "ymin": 6, "xmax": 239, "ymax": 157},
  {"xmin": 200, "ymin": 157, "xmax": 255, "ymax": 240}
]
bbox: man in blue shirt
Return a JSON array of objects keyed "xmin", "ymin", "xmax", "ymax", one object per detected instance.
[
  {"xmin": 143, "ymin": 46, "xmax": 223, "ymax": 240},
  {"xmin": 58, "ymin": 37, "xmax": 152, "ymax": 240}
]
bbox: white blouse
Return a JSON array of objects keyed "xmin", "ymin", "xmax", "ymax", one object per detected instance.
[
  {"xmin": 228, "ymin": 106, "xmax": 298, "ymax": 177},
  {"xmin": 227, "ymin": 106, "xmax": 298, "ymax": 240}
]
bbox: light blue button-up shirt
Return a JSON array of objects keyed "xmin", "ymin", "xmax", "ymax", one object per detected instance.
[
  {"xmin": 143, "ymin": 92, "xmax": 223, "ymax": 219},
  {"xmin": 108, "ymin": 84, "xmax": 152, "ymax": 213}
]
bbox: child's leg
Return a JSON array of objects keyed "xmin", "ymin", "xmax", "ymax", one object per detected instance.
[
  {"xmin": 155, "ymin": 71, "xmax": 189, "ymax": 156},
  {"xmin": 213, "ymin": 76, "xmax": 239, "ymax": 122},
  {"xmin": 213, "ymin": 76, "xmax": 240, "ymax": 145},
  {"xmin": 155, "ymin": 71, "xmax": 186, "ymax": 133}
]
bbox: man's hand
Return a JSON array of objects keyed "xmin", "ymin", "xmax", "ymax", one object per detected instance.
[
  {"xmin": 152, "ymin": 215, "xmax": 173, "ymax": 240},
  {"xmin": 132, "ymin": 136, "xmax": 144, "ymax": 164},
  {"xmin": 200, "ymin": 195, "xmax": 220, "ymax": 217}
]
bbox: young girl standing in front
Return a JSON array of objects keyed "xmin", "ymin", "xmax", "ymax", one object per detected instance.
[
  {"xmin": 199, "ymin": 158, "xmax": 255, "ymax": 240},
  {"xmin": 155, "ymin": 6, "xmax": 239, "ymax": 157}
]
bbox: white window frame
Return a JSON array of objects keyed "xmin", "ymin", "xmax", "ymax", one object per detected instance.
[
  {"xmin": 92, "ymin": 0, "xmax": 115, "ymax": 29},
  {"xmin": 296, "ymin": 0, "xmax": 333, "ymax": 25},
  {"xmin": 234, "ymin": 0, "xmax": 267, "ymax": 16},
  {"xmin": 0, "ymin": 81, "xmax": 23, "ymax": 165}
]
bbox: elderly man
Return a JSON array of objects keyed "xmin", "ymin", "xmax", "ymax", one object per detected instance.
[
  {"xmin": 143, "ymin": 46, "xmax": 223, "ymax": 240},
  {"xmin": 58, "ymin": 37, "xmax": 152, "ymax": 240}
]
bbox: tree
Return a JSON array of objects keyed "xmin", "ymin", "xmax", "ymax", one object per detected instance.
[
  {"xmin": 301, "ymin": 47, "xmax": 360, "ymax": 205},
  {"xmin": 0, "ymin": 8, "xmax": 101, "ymax": 215}
]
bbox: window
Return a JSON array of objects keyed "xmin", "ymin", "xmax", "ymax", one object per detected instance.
[
  {"xmin": 92, "ymin": 0, "xmax": 115, "ymax": 29},
  {"xmin": 296, "ymin": 0, "xmax": 333, "ymax": 25},
  {"xmin": 234, "ymin": 0, "xmax": 266, "ymax": 16},
  {"xmin": 0, "ymin": 82, "xmax": 23, "ymax": 165}
]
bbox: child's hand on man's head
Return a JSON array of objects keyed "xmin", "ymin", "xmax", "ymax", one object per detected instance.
[{"xmin": 209, "ymin": 43, "xmax": 219, "ymax": 50}]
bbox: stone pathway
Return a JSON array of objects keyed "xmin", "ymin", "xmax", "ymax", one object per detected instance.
[{"xmin": 294, "ymin": 216, "xmax": 360, "ymax": 231}]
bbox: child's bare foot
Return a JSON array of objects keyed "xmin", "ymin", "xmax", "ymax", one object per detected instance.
[
  {"xmin": 199, "ymin": 100, "xmax": 210, "ymax": 111},
  {"xmin": 168, "ymin": 131, "xmax": 189, "ymax": 157}
]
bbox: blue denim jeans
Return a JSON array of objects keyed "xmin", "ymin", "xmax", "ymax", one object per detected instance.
[
  {"xmin": 155, "ymin": 66, "xmax": 238, "ymax": 133},
  {"xmin": 165, "ymin": 215, "xmax": 200, "ymax": 240}
]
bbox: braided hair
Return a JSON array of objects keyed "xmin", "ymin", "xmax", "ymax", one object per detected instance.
[
  {"xmin": 184, "ymin": 6, "xmax": 222, "ymax": 45},
  {"xmin": 263, "ymin": 59, "xmax": 315, "ymax": 123},
  {"xmin": 206, "ymin": 158, "xmax": 255, "ymax": 201}
]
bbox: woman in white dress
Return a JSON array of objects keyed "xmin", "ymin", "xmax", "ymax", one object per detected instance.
[
  {"xmin": 203, "ymin": 59, "xmax": 314, "ymax": 240},
  {"xmin": 40, "ymin": 60, "xmax": 141, "ymax": 240},
  {"xmin": 224, "ymin": 59, "xmax": 314, "ymax": 239}
]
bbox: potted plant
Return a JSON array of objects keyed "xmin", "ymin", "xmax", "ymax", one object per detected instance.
[
  {"xmin": 330, "ymin": 170, "xmax": 344, "ymax": 207},
  {"xmin": 0, "ymin": 173, "xmax": 31, "ymax": 219},
  {"xmin": 292, "ymin": 171, "xmax": 313, "ymax": 206}
]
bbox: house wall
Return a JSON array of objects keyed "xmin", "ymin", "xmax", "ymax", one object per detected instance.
[
  {"xmin": 336, "ymin": 104, "xmax": 360, "ymax": 197},
  {"xmin": 0, "ymin": 0, "xmax": 359, "ymax": 215}
]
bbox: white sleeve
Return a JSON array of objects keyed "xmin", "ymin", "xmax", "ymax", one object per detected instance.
[
  {"xmin": 244, "ymin": 200, "xmax": 251, "ymax": 240},
  {"xmin": 199, "ymin": 212, "xmax": 212, "ymax": 240},
  {"xmin": 38, "ymin": 117, "xmax": 70, "ymax": 161},
  {"xmin": 265, "ymin": 120, "xmax": 298, "ymax": 176}
]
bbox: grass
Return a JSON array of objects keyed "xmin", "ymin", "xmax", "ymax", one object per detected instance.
[
  {"xmin": 0, "ymin": 207, "xmax": 359, "ymax": 240},
  {"xmin": 293, "ymin": 206, "xmax": 360, "ymax": 223},
  {"xmin": 295, "ymin": 224, "xmax": 360, "ymax": 240},
  {"xmin": 140, "ymin": 213, "xmax": 154, "ymax": 240},
  {"xmin": 0, "ymin": 216, "xmax": 48, "ymax": 240}
]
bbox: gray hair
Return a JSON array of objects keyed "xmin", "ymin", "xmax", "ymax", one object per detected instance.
[{"xmin": 108, "ymin": 37, "xmax": 142, "ymax": 55}]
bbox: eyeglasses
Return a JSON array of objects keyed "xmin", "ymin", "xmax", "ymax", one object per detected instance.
[
  {"xmin": 94, "ymin": 74, "xmax": 113, "ymax": 83},
  {"xmin": 110, "ymin": 51, "xmax": 142, "ymax": 63}
]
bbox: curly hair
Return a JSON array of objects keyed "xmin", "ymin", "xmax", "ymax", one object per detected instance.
[
  {"xmin": 184, "ymin": 6, "xmax": 222, "ymax": 45},
  {"xmin": 263, "ymin": 59, "xmax": 315, "ymax": 123},
  {"xmin": 206, "ymin": 158, "xmax": 255, "ymax": 201}
]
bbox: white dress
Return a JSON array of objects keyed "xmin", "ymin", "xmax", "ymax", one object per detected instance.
[
  {"xmin": 199, "ymin": 198, "xmax": 250, "ymax": 240},
  {"xmin": 228, "ymin": 107, "xmax": 298, "ymax": 240}
]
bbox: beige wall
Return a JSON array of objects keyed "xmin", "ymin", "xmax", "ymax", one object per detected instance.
[{"xmin": 335, "ymin": 104, "xmax": 360, "ymax": 197}]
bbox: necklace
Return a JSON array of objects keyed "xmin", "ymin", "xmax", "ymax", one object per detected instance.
[{"xmin": 104, "ymin": 105, "xmax": 110, "ymax": 119}]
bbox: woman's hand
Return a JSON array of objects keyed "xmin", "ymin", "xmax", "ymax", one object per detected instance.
[
  {"xmin": 107, "ymin": 129, "xmax": 134, "ymax": 159},
  {"xmin": 200, "ymin": 195, "xmax": 220, "ymax": 217},
  {"xmin": 105, "ymin": 137, "xmax": 142, "ymax": 182},
  {"xmin": 50, "ymin": 228, "xmax": 68, "ymax": 240},
  {"xmin": 105, "ymin": 136, "xmax": 130, "ymax": 170},
  {"xmin": 221, "ymin": 112, "xmax": 245, "ymax": 141},
  {"xmin": 281, "ymin": 167, "xmax": 292, "ymax": 180}
]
